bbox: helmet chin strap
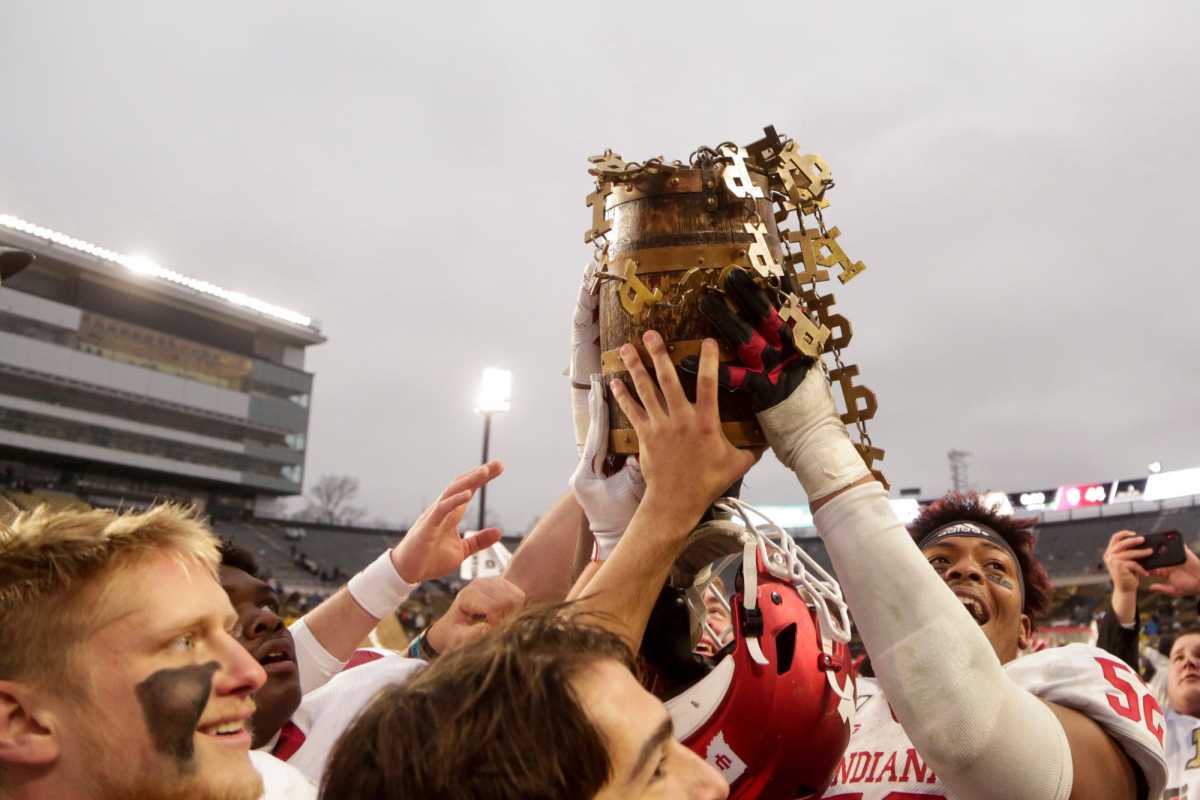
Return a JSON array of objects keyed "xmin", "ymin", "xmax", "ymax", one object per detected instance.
[
  {"xmin": 740, "ymin": 538, "xmax": 769, "ymax": 665},
  {"xmin": 715, "ymin": 498, "xmax": 853, "ymax": 670}
]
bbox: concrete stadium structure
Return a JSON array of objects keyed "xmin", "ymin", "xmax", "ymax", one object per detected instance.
[{"xmin": 0, "ymin": 214, "xmax": 324, "ymax": 517}]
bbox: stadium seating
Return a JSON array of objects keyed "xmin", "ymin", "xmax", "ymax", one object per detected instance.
[
  {"xmin": 0, "ymin": 489, "xmax": 88, "ymax": 524},
  {"xmin": 210, "ymin": 520, "xmax": 399, "ymax": 595},
  {"xmin": 789, "ymin": 501, "xmax": 1200, "ymax": 588}
]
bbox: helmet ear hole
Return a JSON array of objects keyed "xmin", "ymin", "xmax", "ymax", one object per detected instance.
[{"xmin": 775, "ymin": 622, "xmax": 797, "ymax": 675}]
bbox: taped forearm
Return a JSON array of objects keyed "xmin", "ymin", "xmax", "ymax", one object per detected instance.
[
  {"xmin": 814, "ymin": 483, "xmax": 1072, "ymax": 799},
  {"xmin": 756, "ymin": 372, "xmax": 870, "ymax": 502}
]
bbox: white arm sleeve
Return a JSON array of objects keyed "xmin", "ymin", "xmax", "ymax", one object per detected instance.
[
  {"xmin": 288, "ymin": 618, "xmax": 348, "ymax": 695},
  {"xmin": 814, "ymin": 482, "xmax": 1073, "ymax": 800}
]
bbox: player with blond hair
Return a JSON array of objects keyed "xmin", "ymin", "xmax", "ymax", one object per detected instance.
[{"xmin": 0, "ymin": 504, "xmax": 312, "ymax": 800}]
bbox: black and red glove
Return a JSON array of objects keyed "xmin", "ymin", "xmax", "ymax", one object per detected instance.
[{"xmin": 681, "ymin": 269, "xmax": 814, "ymax": 413}]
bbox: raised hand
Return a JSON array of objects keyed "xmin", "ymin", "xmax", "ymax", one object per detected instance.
[
  {"xmin": 389, "ymin": 462, "xmax": 505, "ymax": 584},
  {"xmin": 681, "ymin": 268, "xmax": 813, "ymax": 413},
  {"xmin": 610, "ymin": 331, "xmax": 757, "ymax": 518},
  {"xmin": 1102, "ymin": 530, "xmax": 1152, "ymax": 593},
  {"xmin": 685, "ymin": 268, "xmax": 869, "ymax": 502}
]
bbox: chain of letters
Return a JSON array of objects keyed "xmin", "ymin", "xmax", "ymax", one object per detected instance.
[{"xmin": 584, "ymin": 127, "xmax": 886, "ymax": 486}]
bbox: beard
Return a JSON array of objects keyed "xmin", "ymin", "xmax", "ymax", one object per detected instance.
[
  {"xmin": 87, "ymin": 761, "xmax": 264, "ymax": 800},
  {"xmin": 77, "ymin": 709, "xmax": 263, "ymax": 800}
]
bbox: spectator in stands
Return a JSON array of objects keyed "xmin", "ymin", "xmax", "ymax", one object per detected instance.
[
  {"xmin": 320, "ymin": 607, "xmax": 728, "ymax": 800},
  {"xmin": 1162, "ymin": 627, "xmax": 1200, "ymax": 796},
  {"xmin": 1099, "ymin": 534, "xmax": 1200, "ymax": 797},
  {"xmin": 0, "ymin": 504, "xmax": 314, "ymax": 799},
  {"xmin": 1097, "ymin": 530, "xmax": 1200, "ymax": 703},
  {"xmin": 1096, "ymin": 530, "xmax": 1155, "ymax": 670}
]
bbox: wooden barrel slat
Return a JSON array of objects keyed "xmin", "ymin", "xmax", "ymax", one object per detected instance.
[{"xmin": 599, "ymin": 167, "xmax": 781, "ymax": 455}]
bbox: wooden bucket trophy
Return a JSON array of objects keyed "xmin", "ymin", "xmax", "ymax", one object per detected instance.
[{"xmin": 583, "ymin": 127, "xmax": 887, "ymax": 484}]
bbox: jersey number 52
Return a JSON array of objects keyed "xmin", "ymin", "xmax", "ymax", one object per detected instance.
[{"xmin": 1096, "ymin": 656, "xmax": 1164, "ymax": 745}]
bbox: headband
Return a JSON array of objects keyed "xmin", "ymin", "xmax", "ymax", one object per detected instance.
[{"xmin": 917, "ymin": 521, "xmax": 1026, "ymax": 604}]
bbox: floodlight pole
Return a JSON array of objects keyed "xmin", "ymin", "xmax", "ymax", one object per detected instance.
[{"xmin": 477, "ymin": 412, "xmax": 492, "ymax": 531}]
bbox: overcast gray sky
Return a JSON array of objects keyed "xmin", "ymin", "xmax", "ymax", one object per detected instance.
[{"xmin": 2, "ymin": 1, "xmax": 1197, "ymax": 530}]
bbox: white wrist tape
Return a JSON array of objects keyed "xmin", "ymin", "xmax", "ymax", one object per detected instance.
[
  {"xmin": 571, "ymin": 385, "xmax": 591, "ymax": 455},
  {"xmin": 347, "ymin": 550, "xmax": 418, "ymax": 620},
  {"xmin": 814, "ymin": 483, "xmax": 1072, "ymax": 800},
  {"xmin": 755, "ymin": 366, "xmax": 870, "ymax": 502}
]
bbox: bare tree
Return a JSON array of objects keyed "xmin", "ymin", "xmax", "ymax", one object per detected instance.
[{"xmin": 295, "ymin": 474, "xmax": 367, "ymax": 525}]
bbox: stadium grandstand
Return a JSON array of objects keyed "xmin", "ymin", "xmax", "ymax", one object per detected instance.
[
  {"xmin": 2, "ymin": 210, "xmax": 1197, "ymax": 646},
  {"xmin": 0, "ymin": 214, "xmax": 323, "ymax": 519},
  {"xmin": 0, "ymin": 214, "xmax": 511, "ymax": 631}
]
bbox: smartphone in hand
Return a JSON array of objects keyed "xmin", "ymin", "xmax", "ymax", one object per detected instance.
[{"xmin": 1136, "ymin": 530, "xmax": 1186, "ymax": 571}]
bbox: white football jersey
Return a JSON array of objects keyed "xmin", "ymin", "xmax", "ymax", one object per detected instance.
[
  {"xmin": 1163, "ymin": 707, "xmax": 1200, "ymax": 799},
  {"xmin": 250, "ymin": 750, "xmax": 317, "ymax": 800},
  {"xmin": 819, "ymin": 644, "xmax": 1167, "ymax": 799},
  {"xmin": 273, "ymin": 651, "xmax": 425, "ymax": 783}
]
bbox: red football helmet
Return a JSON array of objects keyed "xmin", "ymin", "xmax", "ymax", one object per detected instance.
[{"xmin": 663, "ymin": 498, "xmax": 856, "ymax": 800}]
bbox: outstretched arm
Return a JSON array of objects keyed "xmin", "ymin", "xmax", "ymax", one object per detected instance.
[
  {"xmin": 574, "ymin": 333, "xmax": 755, "ymax": 651},
  {"xmin": 504, "ymin": 373, "xmax": 647, "ymax": 603},
  {"xmin": 502, "ymin": 491, "xmax": 586, "ymax": 604},
  {"xmin": 508, "ymin": 245, "xmax": 652, "ymax": 608},
  {"xmin": 707, "ymin": 270, "xmax": 1143, "ymax": 800},
  {"xmin": 294, "ymin": 462, "xmax": 504, "ymax": 686},
  {"xmin": 1095, "ymin": 531, "xmax": 1150, "ymax": 667},
  {"xmin": 814, "ymin": 483, "xmax": 1138, "ymax": 800}
]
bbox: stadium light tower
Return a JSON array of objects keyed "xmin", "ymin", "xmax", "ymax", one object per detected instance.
[
  {"xmin": 474, "ymin": 367, "xmax": 512, "ymax": 530},
  {"xmin": 948, "ymin": 449, "xmax": 971, "ymax": 494}
]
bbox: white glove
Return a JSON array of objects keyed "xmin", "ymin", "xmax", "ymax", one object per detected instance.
[
  {"xmin": 569, "ymin": 375, "xmax": 645, "ymax": 561},
  {"xmin": 756, "ymin": 362, "xmax": 871, "ymax": 502},
  {"xmin": 570, "ymin": 258, "xmax": 602, "ymax": 454}
]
